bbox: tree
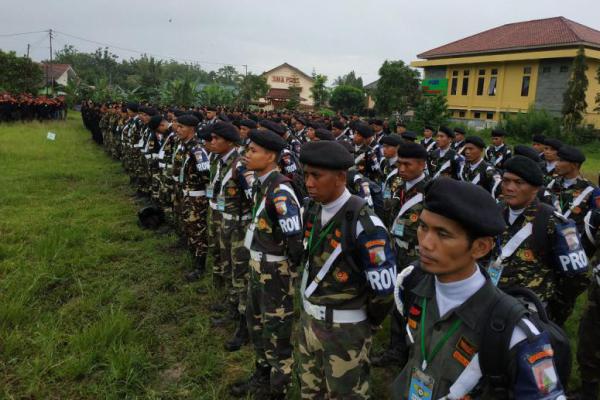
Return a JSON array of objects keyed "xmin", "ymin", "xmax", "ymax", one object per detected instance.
[
  {"xmin": 237, "ymin": 73, "xmax": 269, "ymax": 107},
  {"xmin": 329, "ymin": 85, "xmax": 365, "ymax": 114},
  {"xmin": 412, "ymin": 94, "xmax": 450, "ymax": 130},
  {"xmin": 310, "ymin": 73, "xmax": 330, "ymax": 108},
  {"xmin": 562, "ymin": 46, "xmax": 588, "ymax": 133},
  {"xmin": 160, "ymin": 76, "xmax": 199, "ymax": 107},
  {"xmin": 334, "ymin": 71, "xmax": 363, "ymax": 88},
  {"xmin": 374, "ymin": 60, "xmax": 420, "ymax": 115},
  {"xmin": 0, "ymin": 50, "xmax": 43, "ymax": 94},
  {"xmin": 216, "ymin": 65, "xmax": 242, "ymax": 86},
  {"xmin": 198, "ymin": 84, "xmax": 235, "ymax": 107},
  {"xmin": 285, "ymin": 85, "xmax": 302, "ymax": 110}
]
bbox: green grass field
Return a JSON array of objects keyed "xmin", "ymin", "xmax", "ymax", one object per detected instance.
[{"xmin": 0, "ymin": 113, "xmax": 594, "ymax": 399}]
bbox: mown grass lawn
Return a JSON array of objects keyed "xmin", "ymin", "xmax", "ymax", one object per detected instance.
[{"xmin": 0, "ymin": 112, "xmax": 593, "ymax": 399}]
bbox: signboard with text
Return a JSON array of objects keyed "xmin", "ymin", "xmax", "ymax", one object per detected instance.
[{"xmin": 421, "ymin": 78, "xmax": 448, "ymax": 96}]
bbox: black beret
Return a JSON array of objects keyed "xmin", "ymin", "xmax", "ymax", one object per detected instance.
[
  {"xmin": 424, "ymin": 125, "xmax": 435, "ymax": 132},
  {"xmin": 300, "ymin": 141, "xmax": 354, "ymax": 170},
  {"xmin": 308, "ymin": 120, "xmax": 326, "ymax": 130},
  {"xmin": 380, "ymin": 134, "xmax": 404, "ymax": 147},
  {"xmin": 504, "ymin": 155, "xmax": 544, "ymax": 186},
  {"xmin": 369, "ymin": 118, "xmax": 383, "ymax": 126},
  {"xmin": 354, "ymin": 123, "xmax": 374, "ymax": 138},
  {"xmin": 173, "ymin": 110, "xmax": 187, "ymax": 117},
  {"xmin": 211, "ymin": 121, "xmax": 241, "ymax": 142},
  {"xmin": 514, "ymin": 145, "xmax": 541, "ymax": 162},
  {"xmin": 491, "ymin": 129, "xmax": 507, "ymax": 137},
  {"xmin": 177, "ymin": 114, "xmax": 200, "ymax": 127},
  {"xmin": 205, "ymin": 106, "xmax": 218, "ymax": 112},
  {"xmin": 558, "ymin": 145, "xmax": 586, "ymax": 164},
  {"xmin": 191, "ymin": 111, "xmax": 204, "ymax": 121},
  {"xmin": 315, "ymin": 128, "xmax": 335, "ymax": 141},
  {"xmin": 424, "ymin": 177, "xmax": 506, "ymax": 238},
  {"xmin": 148, "ymin": 115, "xmax": 164, "ymax": 130},
  {"xmin": 454, "ymin": 127, "xmax": 466, "ymax": 135},
  {"xmin": 438, "ymin": 126, "xmax": 455, "ymax": 138},
  {"xmin": 397, "ymin": 142, "xmax": 428, "ymax": 160},
  {"xmin": 126, "ymin": 102, "xmax": 139, "ymax": 112},
  {"xmin": 239, "ymin": 119, "xmax": 257, "ymax": 129},
  {"xmin": 464, "ymin": 135, "xmax": 486, "ymax": 149},
  {"xmin": 397, "ymin": 122, "xmax": 407, "ymax": 128},
  {"xmin": 259, "ymin": 119, "xmax": 286, "ymax": 135},
  {"xmin": 249, "ymin": 129, "xmax": 286, "ymax": 153},
  {"xmin": 544, "ymin": 138, "xmax": 563, "ymax": 151},
  {"xmin": 332, "ymin": 120, "xmax": 345, "ymax": 130},
  {"xmin": 532, "ymin": 134, "xmax": 546, "ymax": 144},
  {"xmin": 197, "ymin": 126, "xmax": 212, "ymax": 140},
  {"xmin": 218, "ymin": 112, "xmax": 230, "ymax": 122},
  {"xmin": 295, "ymin": 116, "xmax": 308, "ymax": 126},
  {"xmin": 402, "ymin": 131, "xmax": 418, "ymax": 141}
]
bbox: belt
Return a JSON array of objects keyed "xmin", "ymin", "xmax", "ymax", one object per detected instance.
[
  {"xmin": 249, "ymin": 250, "xmax": 287, "ymax": 262},
  {"xmin": 172, "ymin": 175, "xmax": 180, "ymax": 182},
  {"xmin": 209, "ymin": 201, "xmax": 218, "ymax": 210},
  {"xmin": 151, "ymin": 153, "xmax": 160, "ymax": 159},
  {"xmin": 144, "ymin": 154, "xmax": 151, "ymax": 159},
  {"xmin": 222, "ymin": 213, "xmax": 252, "ymax": 221},
  {"xmin": 302, "ymin": 299, "xmax": 368, "ymax": 323},
  {"xmin": 395, "ymin": 238, "xmax": 409, "ymax": 249},
  {"xmin": 183, "ymin": 189, "xmax": 206, "ymax": 197},
  {"xmin": 158, "ymin": 162, "xmax": 166, "ymax": 169}
]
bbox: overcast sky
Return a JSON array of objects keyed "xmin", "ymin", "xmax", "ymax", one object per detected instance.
[{"xmin": 1, "ymin": 0, "xmax": 599, "ymax": 84}]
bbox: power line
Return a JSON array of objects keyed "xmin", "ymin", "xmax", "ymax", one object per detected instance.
[
  {"xmin": 0, "ymin": 29, "xmax": 48, "ymax": 37},
  {"xmin": 53, "ymin": 29, "xmax": 252, "ymax": 69}
]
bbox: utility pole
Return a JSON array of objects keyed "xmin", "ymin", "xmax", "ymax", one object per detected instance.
[
  {"xmin": 49, "ymin": 29, "xmax": 54, "ymax": 96},
  {"xmin": 243, "ymin": 64, "xmax": 248, "ymax": 77},
  {"xmin": 26, "ymin": 43, "xmax": 30, "ymax": 58}
]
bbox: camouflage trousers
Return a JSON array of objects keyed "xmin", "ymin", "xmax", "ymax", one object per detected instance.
[
  {"xmin": 181, "ymin": 194, "xmax": 208, "ymax": 257},
  {"xmin": 150, "ymin": 167, "xmax": 161, "ymax": 204},
  {"xmin": 136, "ymin": 155, "xmax": 151, "ymax": 194},
  {"xmin": 577, "ymin": 281, "xmax": 600, "ymax": 383},
  {"xmin": 158, "ymin": 168, "xmax": 175, "ymax": 217},
  {"xmin": 207, "ymin": 205, "xmax": 223, "ymax": 277},
  {"xmin": 246, "ymin": 257, "xmax": 295, "ymax": 394},
  {"xmin": 218, "ymin": 218, "xmax": 250, "ymax": 314},
  {"xmin": 297, "ymin": 312, "xmax": 372, "ymax": 399}
]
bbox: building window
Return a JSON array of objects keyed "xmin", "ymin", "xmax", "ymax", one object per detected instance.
[
  {"xmin": 491, "ymin": 68, "xmax": 498, "ymax": 75},
  {"xmin": 474, "ymin": 112, "xmax": 481, "ymax": 119},
  {"xmin": 479, "ymin": 69, "xmax": 485, "ymax": 75},
  {"xmin": 523, "ymin": 66, "xmax": 532, "ymax": 74},
  {"xmin": 459, "ymin": 111, "xmax": 466, "ymax": 118},
  {"xmin": 560, "ymin": 65, "xmax": 569, "ymax": 73},
  {"xmin": 486, "ymin": 112, "xmax": 494, "ymax": 120},
  {"xmin": 521, "ymin": 76, "xmax": 530, "ymax": 96},
  {"xmin": 452, "ymin": 70, "xmax": 459, "ymax": 76},
  {"xmin": 461, "ymin": 71, "xmax": 469, "ymax": 95},
  {"xmin": 451, "ymin": 77, "xmax": 458, "ymax": 95},
  {"xmin": 477, "ymin": 77, "xmax": 485, "ymax": 95},
  {"xmin": 488, "ymin": 77, "xmax": 497, "ymax": 96},
  {"xmin": 542, "ymin": 66, "xmax": 551, "ymax": 73}
]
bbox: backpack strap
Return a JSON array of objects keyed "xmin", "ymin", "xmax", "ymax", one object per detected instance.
[
  {"xmin": 530, "ymin": 201, "xmax": 555, "ymax": 266},
  {"xmin": 479, "ymin": 292, "xmax": 529, "ymax": 392}
]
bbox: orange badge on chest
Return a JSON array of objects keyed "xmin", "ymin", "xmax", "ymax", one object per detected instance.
[
  {"xmin": 335, "ymin": 269, "xmax": 349, "ymax": 283},
  {"xmin": 409, "ymin": 213, "xmax": 419, "ymax": 223},
  {"xmin": 257, "ymin": 218, "xmax": 268, "ymax": 230}
]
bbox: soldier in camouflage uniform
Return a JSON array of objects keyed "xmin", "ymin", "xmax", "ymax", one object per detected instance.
[
  {"xmin": 173, "ymin": 114, "xmax": 210, "ymax": 274},
  {"xmin": 156, "ymin": 120, "xmax": 179, "ymax": 220},
  {"xmin": 542, "ymin": 138, "xmax": 563, "ymax": 185},
  {"xmin": 577, "ymin": 208, "xmax": 600, "ymax": 400},
  {"xmin": 373, "ymin": 142, "xmax": 428, "ymax": 368},
  {"xmin": 485, "ymin": 128, "xmax": 512, "ymax": 171},
  {"xmin": 420, "ymin": 125, "xmax": 437, "ymax": 154},
  {"xmin": 491, "ymin": 156, "xmax": 586, "ymax": 322},
  {"xmin": 353, "ymin": 122, "xmax": 383, "ymax": 183},
  {"xmin": 543, "ymin": 145, "xmax": 600, "ymax": 325},
  {"xmin": 379, "ymin": 134, "xmax": 402, "ymax": 196},
  {"xmin": 427, "ymin": 126, "xmax": 463, "ymax": 179},
  {"xmin": 145, "ymin": 115, "xmax": 168, "ymax": 205},
  {"xmin": 230, "ymin": 129, "xmax": 303, "ymax": 399},
  {"xmin": 459, "ymin": 136, "xmax": 502, "ymax": 195},
  {"xmin": 297, "ymin": 141, "xmax": 396, "ymax": 399}
]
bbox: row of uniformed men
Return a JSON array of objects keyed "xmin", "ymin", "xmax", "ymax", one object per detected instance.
[{"xmin": 83, "ymin": 103, "xmax": 600, "ymax": 399}]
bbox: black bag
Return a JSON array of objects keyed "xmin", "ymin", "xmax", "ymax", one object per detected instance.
[{"xmin": 479, "ymin": 286, "xmax": 572, "ymax": 392}]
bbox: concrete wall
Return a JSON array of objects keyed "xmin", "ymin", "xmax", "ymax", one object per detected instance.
[{"xmin": 533, "ymin": 58, "xmax": 572, "ymax": 115}]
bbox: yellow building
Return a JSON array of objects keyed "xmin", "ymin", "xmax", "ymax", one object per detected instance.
[
  {"xmin": 411, "ymin": 17, "xmax": 600, "ymax": 127},
  {"xmin": 260, "ymin": 63, "xmax": 314, "ymax": 110}
]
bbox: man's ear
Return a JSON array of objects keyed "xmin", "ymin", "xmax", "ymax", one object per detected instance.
[{"xmin": 471, "ymin": 236, "xmax": 494, "ymax": 260}]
